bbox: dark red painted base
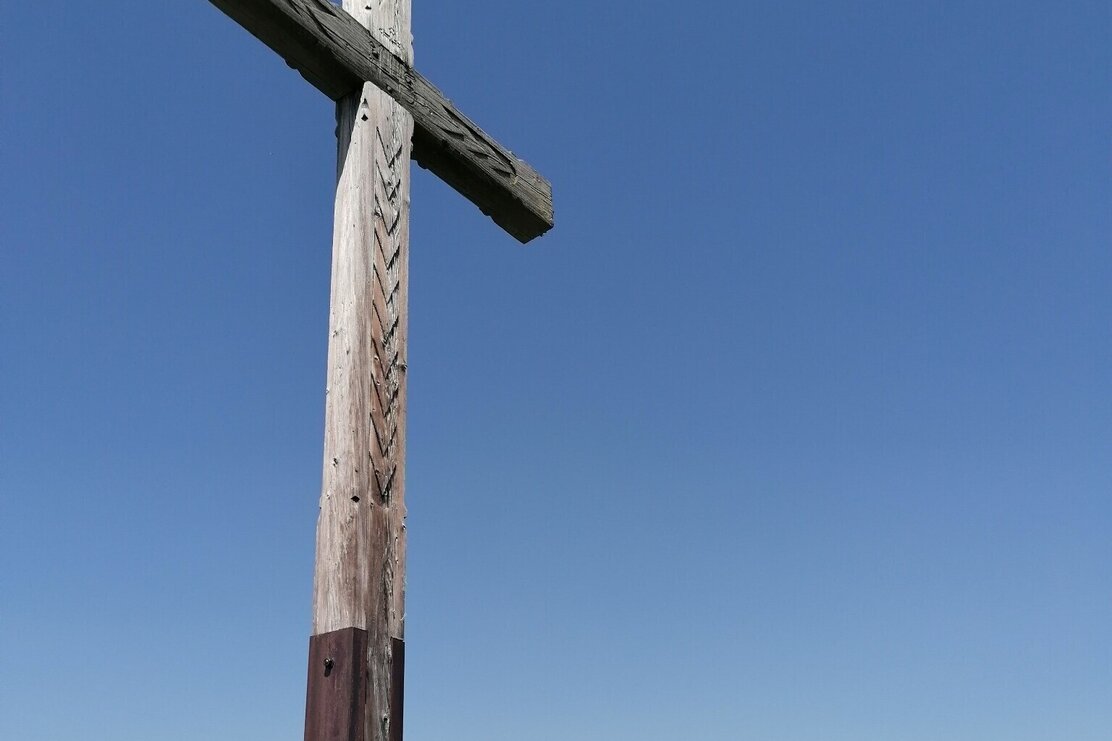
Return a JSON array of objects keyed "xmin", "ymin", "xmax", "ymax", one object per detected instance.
[
  {"xmin": 303, "ymin": 629, "xmax": 405, "ymax": 741},
  {"xmin": 304, "ymin": 628, "xmax": 368, "ymax": 741}
]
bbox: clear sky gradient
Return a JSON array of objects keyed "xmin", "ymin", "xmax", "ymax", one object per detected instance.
[{"xmin": 2, "ymin": 2, "xmax": 1110, "ymax": 739}]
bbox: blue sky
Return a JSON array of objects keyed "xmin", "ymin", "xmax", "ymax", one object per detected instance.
[{"xmin": 2, "ymin": 2, "xmax": 1110, "ymax": 739}]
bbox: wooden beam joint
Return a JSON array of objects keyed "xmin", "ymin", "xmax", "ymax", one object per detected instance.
[{"xmin": 206, "ymin": 0, "xmax": 554, "ymax": 242}]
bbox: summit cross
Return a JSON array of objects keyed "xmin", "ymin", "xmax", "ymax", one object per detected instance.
[{"xmin": 203, "ymin": 1, "xmax": 554, "ymax": 740}]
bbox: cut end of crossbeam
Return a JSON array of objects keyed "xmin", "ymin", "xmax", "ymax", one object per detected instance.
[
  {"xmin": 510, "ymin": 222, "xmax": 554, "ymax": 244},
  {"xmin": 469, "ymin": 187, "xmax": 554, "ymax": 244},
  {"xmin": 502, "ymin": 191, "xmax": 554, "ymax": 245}
]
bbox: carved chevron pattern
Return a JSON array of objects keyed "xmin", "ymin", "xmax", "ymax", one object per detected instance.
[{"xmin": 367, "ymin": 93, "xmax": 406, "ymax": 506}]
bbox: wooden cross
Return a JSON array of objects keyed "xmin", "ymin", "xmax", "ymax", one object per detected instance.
[{"xmin": 204, "ymin": 1, "xmax": 554, "ymax": 739}]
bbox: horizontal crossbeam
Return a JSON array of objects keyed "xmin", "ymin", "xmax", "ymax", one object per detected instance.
[{"xmin": 207, "ymin": 0, "xmax": 554, "ymax": 242}]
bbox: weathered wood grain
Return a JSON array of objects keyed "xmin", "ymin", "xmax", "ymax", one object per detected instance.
[
  {"xmin": 308, "ymin": 1, "xmax": 411, "ymax": 739},
  {"xmin": 206, "ymin": 0, "xmax": 553, "ymax": 242}
]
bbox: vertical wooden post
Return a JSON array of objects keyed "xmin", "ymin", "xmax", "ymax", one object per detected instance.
[{"xmin": 305, "ymin": 1, "xmax": 412, "ymax": 740}]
